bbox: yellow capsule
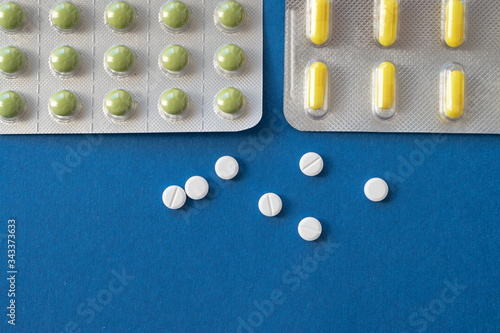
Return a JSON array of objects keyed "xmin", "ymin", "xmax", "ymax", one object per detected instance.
[
  {"xmin": 444, "ymin": 70, "xmax": 465, "ymax": 120},
  {"xmin": 309, "ymin": 0, "xmax": 330, "ymax": 46},
  {"xmin": 445, "ymin": 0, "xmax": 465, "ymax": 48},
  {"xmin": 307, "ymin": 61, "xmax": 328, "ymax": 111},
  {"xmin": 377, "ymin": 0, "xmax": 399, "ymax": 47},
  {"xmin": 376, "ymin": 62, "xmax": 396, "ymax": 110}
]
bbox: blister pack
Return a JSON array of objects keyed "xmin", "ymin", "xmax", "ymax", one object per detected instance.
[
  {"xmin": 0, "ymin": 0, "xmax": 262, "ymax": 134},
  {"xmin": 284, "ymin": 0, "xmax": 500, "ymax": 134}
]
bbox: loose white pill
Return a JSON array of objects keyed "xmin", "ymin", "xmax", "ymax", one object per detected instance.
[
  {"xmin": 162, "ymin": 185, "xmax": 187, "ymax": 210},
  {"xmin": 258, "ymin": 193, "xmax": 282, "ymax": 217},
  {"xmin": 215, "ymin": 156, "xmax": 239, "ymax": 180},
  {"xmin": 299, "ymin": 152, "xmax": 324, "ymax": 177},
  {"xmin": 364, "ymin": 178, "xmax": 389, "ymax": 202},
  {"xmin": 185, "ymin": 176, "xmax": 209, "ymax": 200},
  {"xmin": 298, "ymin": 217, "xmax": 322, "ymax": 241}
]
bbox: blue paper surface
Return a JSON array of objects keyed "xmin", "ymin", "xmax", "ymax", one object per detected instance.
[{"xmin": 0, "ymin": 1, "xmax": 499, "ymax": 332}]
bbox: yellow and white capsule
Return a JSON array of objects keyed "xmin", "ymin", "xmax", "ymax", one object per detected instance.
[
  {"xmin": 306, "ymin": 61, "xmax": 329, "ymax": 118},
  {"xmin": 308, "ymin": 0, "xmax": 332, "ymax": 47},
  {"xmin": 374, "ymin": 0, "xmax": 399, "ymax": 48},
  {"xmin": 442, "ymin": 0, "xmax": 466, "ymax": 48},
  {"xmin": 440, "ymin": 63, "xmax": 465, "ymax": 121},
  {"xmin": 373, "ymin": 61, "xmax": 397, "ymax": 120}
]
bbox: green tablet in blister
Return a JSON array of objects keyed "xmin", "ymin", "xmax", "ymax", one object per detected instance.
[
  {"xmin": 160, "ymin": 88, "xmax": 188, "ymax": 120},
  {"xmin": 49, "ymin": 90, "xmax": 80, "ymax": 121},
  {"xmin": 160, "ymin": 45, "xmax": 189, "ymax": 76},
  {"xmin": 0, "ymin": 2, "xmax": 24, "ymax": 33},
  {"xmin": 0, "ymin": 46, "xmax": 25, "ymax": 77},
  {"xmin": 161, "ymin": 1, "xmax": 190, "ymax": 32},
  {"xmin": 105, "ymin": 1, "xmax": 136, "ymax": 32},
  {"xmin": 0, "ymin": 91, "xmax": 24, "ymax": 121},
  {"xmin": 216, "ymin": 1, "xmax": 245, "ymax": 31},
  {"xmin": 216, "ymin": 44, "xmax": 245, "ymax": 75},
  {"xmin": 104, "ymin": 89, "xmax": 134, "ymax": 120},
  {"xmin": 50, "ymin": 46, "xmax": 79, "ymax": 77},
  {"xmin": 105, "ymin": 45, "xmax": 135, "ymax": 77},
  {"xmin": 215, "ymin": 87, "xmax": 245, "ymax": 119},
  {"xmin": 50, "ymin": 1, "xmax": 81, "ymax": 32}
]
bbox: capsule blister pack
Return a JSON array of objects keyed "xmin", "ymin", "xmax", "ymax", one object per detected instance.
[
  {"xmin": 284, "ymin": 0, "xmax": 500, "ymax": 134},
  {"xmin": 0, "ymin": 0, "xmax": 263, "ymax": 134}
]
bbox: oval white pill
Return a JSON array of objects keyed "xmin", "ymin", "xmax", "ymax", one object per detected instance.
[
  {"xmin": 364, "ymin": 178, "xmax": 389, "ymax": 202},
  {"xmin": 215, "ymin": 156, "xmax": 239, "ymax": 180},
  {"xmin": 258, "ymin": 193, "xmax": 282, "ymax": 217},
  {"xmin": 299, "ymin": 152, "xmax": 324, "ymax": 177},
  {"xmin": 185, "ymin": 176, "xmax": 209, "ymax": 200},
  {"xmin": 162, "ymin": 185, "xmax": 187, "ymax": 210},
  {"xmin": 298, "ymin": 217, "xmax": 322, "ymax": 241}
]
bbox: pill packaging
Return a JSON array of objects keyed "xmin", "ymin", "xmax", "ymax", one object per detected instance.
[
  {"xmin": 0, "ymin": 0, "xmax": 263, "ymax": 134},
  {"xmin": 284, "ymin": 0, "xmax": 500, "ymax": 134}
]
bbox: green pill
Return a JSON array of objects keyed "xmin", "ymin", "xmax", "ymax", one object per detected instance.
[
  {"xmin": 161, "ymin": 1, "xmax": 190, "ymax": 31},
  {"xmin": 216, "ymin": 44, "xmax": 245, "ymax": 73},
  {"xmin": 105, "ymin": 89, "xmax": 134, "ymax": 118},
  {"xmin": 0, "ymin": 91, "xmax": 24, "ymax": 121},
  {"xmin": 160, "ymin": 45, "xmax": 189, "ymax": 75},
  {"xmin": 0, "ymin": 46, "xmax": 25, "ymax": 76},
  {"xmin": 50, "ymin": 1, "xmax": 81, "ymax": 32},
  {"xmin": 106, "ymin": 45, "xmax": 135, "ymax": 76},
  {"xmin": 49, "ymin": 90, "xmax": 79, "ymax": 119},
  {"xmin": 216, "ymin": 1, "xmax": 245, "ymax": 30},
  {"xmin": 160, "ymin": 89, "xmax": 188, "ymax": 118},
  {"xmin": 105, "ymin": 1, "xmax": 136, "ymax": 32},
  {"xmin": 0, "ymin": 2, "xmax": 24, "ymax": 32},
  {"xmin": 50, "ymin": 46, "xmax": 79, "ymax": 76},
  {"xmin": 216, "ymin": 87, "xmax": 245, "ymax": 117}
]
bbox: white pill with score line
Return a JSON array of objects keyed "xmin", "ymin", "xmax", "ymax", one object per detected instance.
[
  {"xmin": 185, "ymin": 176, "xmax": 209, "ymax": 200},
  {"xmin": 298, "ymin": 217, "xmax": 323, "ymax": 241},
  {"xmin": 162, "ymin": 185, "xmax": 187, "ymax": 210},
  {"xmin": 364, "ymin": 178, "xmax": 389, "ymax": 202},
  {"xmin": 300, "ymin": 152, "xmax": 324, "ymax": 176},
  {"xmin": 258, "ymin": 193, "xmax": 283, "ymax": 217}
]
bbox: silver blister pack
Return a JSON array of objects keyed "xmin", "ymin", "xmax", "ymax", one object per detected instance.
[
  {"xmin": 284, "ymin": 0, "xmax": 500, "ymax": 134},
  {"xmin": 0, "ymin": 0, "xmax": 263, "ymax": 134}
]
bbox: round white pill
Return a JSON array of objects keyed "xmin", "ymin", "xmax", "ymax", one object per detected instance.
[
  {"xmin": 185, "ymin": 176, "xmax": 209, "ymax": 200},
  {"xmin": 364, "ymin": 178, "xmax": 389, "ymax": 202},
  {"xmin": 162, "ymin": 185, "xmax": 187, "ymax": 210},
  {"xmin": 215, "ymin": 156, "xmax": 239, "ymax": 180},
  {"xmin": 298, "ymin": 217, "xmax": 323, "ymax": 241},
  {"xmin": 258, "ymin": 193, "xmax": 282, "ymax": 217},
  {"xmin": 299, "ymin": 152, "xmax": 324, "ymax": 177}
]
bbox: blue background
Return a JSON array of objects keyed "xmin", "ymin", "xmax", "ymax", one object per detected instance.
[{"xmin": 1, "ymin": 0, "xmax": 499, "ymax": 332}]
